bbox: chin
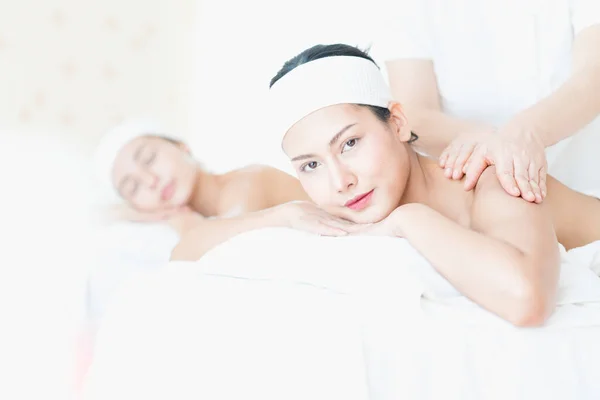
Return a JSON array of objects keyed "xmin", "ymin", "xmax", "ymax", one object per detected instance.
[
  {"xmin": 336, "ymin": 207, "xmax": 388, "ymax": 224},
  {"xmin": 173, "ymin": 188, "xmax": 192, "ymax": 208}
]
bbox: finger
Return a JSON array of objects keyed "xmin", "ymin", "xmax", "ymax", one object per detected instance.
[
  {"xmin": 350, "ymin": 224, "xmax": 384, "ymax": 237},
  {"xmin": 319, "ymin": 206, "xmax": 353, "ymax": 222},
  {"xmin": 439, "ymin": 147, "xmax": 450, "ymax": 168},
  {"xmin": 539, "ymin": 166, "xmax": 547, "ymax": 199},
  {"xmin": 452, "ymin": 144, "xmax": 476, "ymax": 180},
  {"xmin": 463, "ymin": 149, "xmax": 488, "ymax": 190},
  {"xmin": 324, "ymin": 218, "xmax": 362, "ymax": 233},
  {"xmin": 158, "ymin": 209, "xmax": 180, "ymax": 220},
  {"xmin": 443, "ymin": 145, "xmax": 462, "ymax": 178},
  {"xmin": 492, "ymin": 158, "xmax": 520, "ymax": 197},
  {"xmin": 313, "ymin": 221, "xmax": 348, "ymax": 236},
  {"xmin": 336, "ymin": 221, "xmax": 370, "ymax": 233},
  {"xmin": 513, "ymin": 159, "xmax": 535, "ymax": 202},
  {"xmin": 528, "ymin": 162, "xmax": 543, "ymax": 203}
]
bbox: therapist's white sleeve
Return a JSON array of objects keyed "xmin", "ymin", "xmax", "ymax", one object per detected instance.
[
  {"xmin": 370, "ymin": 0, "xmax": 433, "ymax": 62},
  {"xmin": 570, "ymin": 0, "xmax": 600, "ymax": 34}
]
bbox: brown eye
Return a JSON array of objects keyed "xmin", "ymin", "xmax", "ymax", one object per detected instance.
[
  {"xmin": 342, "ymin": 138, "xmax": 359, "ymax": 152},
  {"xmin": 300, "ymin": 161, "xmax": 320, "ymax": 172}
]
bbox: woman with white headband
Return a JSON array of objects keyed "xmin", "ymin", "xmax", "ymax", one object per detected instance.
[
  {"xmin": 174, "ymin": 44, "xmax": 600, "ymax": 327},
  {"xmin": 94, "ymin": 118, "xmax": 310, "ymax": 234}
]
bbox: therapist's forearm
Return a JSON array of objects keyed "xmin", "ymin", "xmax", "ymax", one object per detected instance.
[
  {"xmin": 511, "ymin": 65, "xmax": 600, "ymax": 147},
  {"xmin": 405, "ymin": 106, "xmax": 493, "ymax": 157}
]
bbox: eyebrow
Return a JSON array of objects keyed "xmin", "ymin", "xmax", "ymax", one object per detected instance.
[
  {"xmin": 133, "ymin": 144, "xmax": 146, "ymax": 161},
  {"xmin": 290, "ymin": 123, "xmax": 358, "ymax": 162}
]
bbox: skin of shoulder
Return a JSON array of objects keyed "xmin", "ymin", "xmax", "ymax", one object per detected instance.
[
  {"xmin": 216, "ymin": 165, "xmax": 310, "ymax": 216},
  {"xmin": 468, "ymin": 167, "xmax": 559, "ymax": 261}
]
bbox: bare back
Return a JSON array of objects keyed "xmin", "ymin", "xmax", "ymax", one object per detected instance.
[
  {"xmin": 544, "ymin": 177, "xmax": 600, "ymax": 250},
  {"xmin": 422, "ymin": 159, "xmax": 600, "ymax": 251}
]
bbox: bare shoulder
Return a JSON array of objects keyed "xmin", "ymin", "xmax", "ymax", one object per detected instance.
[
  {"xmin": 468, "ymin": 167, "xmax": 546, "ymax": 231},
  {"xmin": 226, "ymin": 164, "xmax": 297, "ymax": 189},
  {"xmin": 472, "ymin": 167, "xmax": 504, "ymax": 195},
  {"xmin": 469, "ymin": 167, "xmax": 509, "ymax": 210},
  {"xmin": 217, "ymin": 165, "xmax": 306, "ymax": 214}
]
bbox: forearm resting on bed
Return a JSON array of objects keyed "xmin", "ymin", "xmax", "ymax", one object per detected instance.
[
  {"xmin": 170, "ymin": 207, "xmax": 282, "ymax": 262},
  {"xmin": 396, "ymin": 204, "xmax": 559, "ymax": 326}
]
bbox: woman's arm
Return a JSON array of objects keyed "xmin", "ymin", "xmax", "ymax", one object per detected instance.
[
  {"xmin": 509, "ymin": 25, "xmax": 600, "ymax": 148},
  {"xmin": 437, "ymin": 25, "xmax": 600, "ymax": 198},
  {"xmin": 171, "ymin": 206, "xmax": 284, "ymax": 261},
  {"xmin": 390, "ymin": 170, "xmax": 560, "ymax": 326},
  {"xmin": 172, "ymin": 168, "xmax": 316, "ymax": 261},
  {"xmin": 171, "ymin": 201, "xmax": 362, "ymax": 262},
  {"xmin": 385, "ymin": 59, "xmax": 494, "ymax": 156}
]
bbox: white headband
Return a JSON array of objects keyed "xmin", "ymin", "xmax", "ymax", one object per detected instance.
[
  {"xmin": 93, "ymin": 117, "xmax": 180, "ymax": 199},
  {"xmin": 269, "ymin": 55, "xmax": 393, "ymax": 141}
]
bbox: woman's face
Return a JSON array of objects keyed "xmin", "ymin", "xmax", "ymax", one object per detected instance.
[
  {"xmin": 282, "ymin": 103, "xmax": 413, "ymax": 224},
  {"xmin": 112, "ymin": 136, "xmax": 197, "ymax": 211}
]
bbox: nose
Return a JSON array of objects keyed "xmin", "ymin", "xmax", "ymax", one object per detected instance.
[
  {"xmin": 139, "ymin": 170, "xmax": 159, "ymax": 190},
  {"xmin": 329, "ymin": 161, "xmax": 357, "ymax": 193}
]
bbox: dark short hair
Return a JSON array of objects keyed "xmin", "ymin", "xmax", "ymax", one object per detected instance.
[{"xmin": 270, "ymin": 43, "xmax": 418, "ymax": 143}]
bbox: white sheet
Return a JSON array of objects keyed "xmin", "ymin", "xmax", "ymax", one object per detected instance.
[
  {"xmin": 87, "ymin": 222, "xmax": 179, "ymax": 321},
  {"xmin": 84, "ymin": 228, "xmax": 600, "ymax": 400}
]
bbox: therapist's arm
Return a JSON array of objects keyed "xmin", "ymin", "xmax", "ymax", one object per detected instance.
[
  {"xmin": 507, "ymin": 25, "xmax": 600, "ymax": 147},
  {"xmin": 385, "ymin": 59, "xmax": 494, "ymax": 156}
]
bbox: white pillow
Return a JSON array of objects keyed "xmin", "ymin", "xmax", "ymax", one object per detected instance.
[{"xmin": 189, "ymin": 227, "xmax": 461, "ymax": 301}]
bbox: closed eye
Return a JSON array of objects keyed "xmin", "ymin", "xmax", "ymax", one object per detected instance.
[
  {"xmin": 129, "ymin": 180, "xmax": 139, "ymax": 196},
  {"xmin": 144, "ymin": 151, "xmax": 156, "ymax": 165},
  {"xmin": 120, "ymin": 177, "xmax": 139, "ymax": 198}
]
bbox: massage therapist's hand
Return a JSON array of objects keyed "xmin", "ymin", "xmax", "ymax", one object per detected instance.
[
  {"xmin": 273, "ymin": 201, "xmax": 364, "ymax": 236},
  {"xmin": 439, "ymin": 121, "xmax": 547, "ymax": 203}
]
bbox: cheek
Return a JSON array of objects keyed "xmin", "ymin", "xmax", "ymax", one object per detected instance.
[
  {"xmin": 355, "ymin": 139, "xmax": 392, "ymax": 180},
  {"xmin": 299, "ymin": 174, "xmax": 330, "ymax": 205},
  {"xmin": 379, "ymin": 146, "xmax": 410, "ymax": 195}
]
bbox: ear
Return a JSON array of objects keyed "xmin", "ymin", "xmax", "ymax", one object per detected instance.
[
  {"xmin": 176, "ymin": 141, "xmax": 192, "ymax": 154},
  {"xmin": 388, "ymin": 101, "xmax": 412, "ymax": 142}
]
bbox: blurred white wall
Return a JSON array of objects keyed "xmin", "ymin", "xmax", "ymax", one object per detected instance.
[
  {"xmin": 0, "ymin": 0, "xmax": 385, "ymax": 172},
  {"xmin": 0, "ymin": 0, "xmax": 196, "ymax": 154}
]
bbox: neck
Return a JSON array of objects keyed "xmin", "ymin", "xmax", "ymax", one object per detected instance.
[
  {"xmin": 189, "ymin": 166, "xmax": 222, "ymax": 217},
  {"xmin": 398, "ymin": 152, "xmax": 438, "ymax": 207}
]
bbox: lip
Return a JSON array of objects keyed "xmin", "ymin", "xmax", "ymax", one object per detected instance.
[
  {"xmin": 345, "ymin": 189, "xmax": 374, "ymax": 211},
  {"xmin": 161, "ymin": 180, "xmax": 176, "ymax": 202}
]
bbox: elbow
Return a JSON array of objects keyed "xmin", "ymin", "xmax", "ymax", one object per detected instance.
[
  {"xmin": 169, "ymin": 234, "xmax": 204, "ymax": 262},
  {"xmin": 505, "ymin": 280, "xmax": 555, "ymax": 328}
]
